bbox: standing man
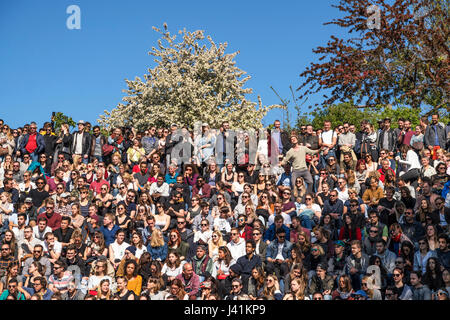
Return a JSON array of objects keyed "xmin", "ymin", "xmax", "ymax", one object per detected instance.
[
  {"xmin": 300, "ymin": 125, "xmax": 319, "ymax": 150},
  {"xmin": 398, "ymin": 120, "xmax": 414, "ymax": 147},
  {"xmin": 70, "ymin": 120, "xmax": 91, "ymax": 165},
  {"xmin": 142, "ymin": 126, "xmax": 158, "ymax": 161},
  {"xmin": 281, "ymin": 133, "xmax": 318, "ymax": 193},
  {"xmin": 424, "ymin": 113, "xmax": 446, "ymax": 160},
  {"xmin": 377, "ymin": 118, "xmax": 397, "ymax": 153},
  {"xmin": 90, "ymin": 125, "xmax": 106, "ymax": 163},
  {"xmin": 319, "ymin": 120, "xmax": 337, "ymax": 168},
  {"xmin": 19, "ymin": 122, "xmax": 45, "ymax": 162},
  {"xmin": 338, "ymin": 122, "xmax": 357, "ymax": 165},
  {"xmin": 271, "ymin": 120, "xmax": 291, "ymax": 156}
]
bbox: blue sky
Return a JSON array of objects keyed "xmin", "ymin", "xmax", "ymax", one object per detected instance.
[{"xmin": 0, "ymin": 0, "xmax": 346, "ymax": 130}]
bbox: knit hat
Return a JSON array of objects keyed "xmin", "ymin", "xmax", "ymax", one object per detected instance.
[
  {"xmin": 230, "ymin": 263, "xmax": 242, "ymax": 275},
  {"xmin": 126, "ymin": 246, "xmax": 137, "ymax": 256}
]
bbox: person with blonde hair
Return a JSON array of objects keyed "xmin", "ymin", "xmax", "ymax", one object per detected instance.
[
  {"xmin": 147, "ymin": 228, "xmax": 167, "ymax": 262},
  {"xmin": 261, "ymin": 274, "xmax": 283, "ymax": 300},
  {"xmin": 208, "ymin": 230, "xmax": 227, "ymax": 262}
]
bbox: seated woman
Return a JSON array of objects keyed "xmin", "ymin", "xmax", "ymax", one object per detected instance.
[
  {"xmin": 147, "ymin": 229, "xmax": 168, "ymax": 262},
  {"xmin": 362, "ymin": 177, "xmax": 384, "ymax": 211},
  {"xmin": 338, "ymin": 214, "xmax": 362, "ymax": 247}
]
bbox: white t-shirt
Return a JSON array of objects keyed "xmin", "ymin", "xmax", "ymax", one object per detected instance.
[
  {"xmin": 33, "ymin": 225, "xmax": 53, "ymax": 242},
  {"xmin": 275, "ymin": 243, "xmax": 285, "ymax": 261},
  {"xmin": 149, "ymin": 182, "xmax": 169, "ymax": 197},
  {"xmin": 161, "ymin": 261, "xmax": 186, "ymax": 278},
  {"xmin": 135, "ymin": 246, "xmax": 148, "ymax": 259},
  {"xmin": 320, "ymin": 130, "xmax": 335, "ymax": 146},
  {"xmin": 110, "ymin": 240, "xmax": 130, "ymax": 261},
  {"xmin": 74, "ymin": 132, "xmax": 84, "ymax": 155},
  {"xmin": 227, "ymin": 238, "xmax": 246, "ymax": 261},
  {"xmin": 43, "ymin": 240, "xmax": 62, "ymax": 256},
  {"xmin": 213, "ymin": 217, "xmax": 231, "ymax": 233},
  {"xmin": 298, "ymin": 203, "xmax": 322, "ymax": 218},
  {"xmin": 268, "ymin": 213, "xmax": 291, "ymax": 227}
]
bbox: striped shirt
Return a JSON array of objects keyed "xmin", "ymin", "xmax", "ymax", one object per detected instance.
[{"xmin": 48, "ymin": 271, "xmax": 74, "ymax": 293}]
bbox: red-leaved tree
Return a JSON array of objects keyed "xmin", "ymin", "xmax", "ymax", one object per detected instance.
[{"xmin": 297, "ymin": 0, "xmax": 449, "ymax": 114}]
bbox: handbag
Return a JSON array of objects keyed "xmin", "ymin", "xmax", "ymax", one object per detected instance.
[{"xmin": 102, "ymin": 144, "xmax": 114, "ymax": 156}]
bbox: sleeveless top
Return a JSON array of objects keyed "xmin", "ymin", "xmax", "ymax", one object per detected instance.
[{"xmin": 119, "ymin": 290, "xmax": 135, "ymax": 300}]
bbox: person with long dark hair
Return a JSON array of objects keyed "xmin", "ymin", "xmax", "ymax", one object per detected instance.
[
  {"xmin": 422, "ymin": 257, "xmax": 444, "ymax": 293},
  {"xmin": 338, "ymin": 214, "xmax": 361, "ymax": 244}
]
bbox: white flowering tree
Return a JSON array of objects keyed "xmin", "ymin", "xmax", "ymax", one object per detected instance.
[{"xmin": 98, "ymin": 24, "xmax": 281, "ymax": 131}]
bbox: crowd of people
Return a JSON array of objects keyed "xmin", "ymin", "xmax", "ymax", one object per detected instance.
[{"xmin": 0, "ymin": 114, "xmax": 449, "ymax": 301}]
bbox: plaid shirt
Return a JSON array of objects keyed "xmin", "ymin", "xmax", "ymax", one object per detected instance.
[{"xmin": 0, "ymin": 257, "xmax": 18, "ymax": 277}]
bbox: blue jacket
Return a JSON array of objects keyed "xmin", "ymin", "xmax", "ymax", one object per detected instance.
[
  {"xmin": 263, "ymin": 224, "xmax": 290, "ymax": 242},
  {"xmin": 19, "ymin": 133, "xmax": 45, "ymax": 155},
  {"xmin": 266, "ymin": 239, "xmax": 293, "ymax": 261},
  {"xmin": 147, "ymin": 243, "xmax": 168, "ymax": 261}
]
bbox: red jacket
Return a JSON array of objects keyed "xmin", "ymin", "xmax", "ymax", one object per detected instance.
[
  {"xmin": 338, "ymin": 227, "xmax": 362, "ymax": 241},
  {"xmin": 377, "ymin": 167, "xmax": 395, "ymax": 183}
]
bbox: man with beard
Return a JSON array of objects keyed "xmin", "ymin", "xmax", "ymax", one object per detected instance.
[
  {"xmin": 300, "ymin": 124, "xmax": 319, "ymax": 150},
  {"xmin": 364, "ymin": 210, "xmax": 388, "ymax": 242},
  {"xmin": 362, "ymin": 226, "xmax": 380, "ymax": 256},
  {"xmin": 400, "ymin": 208, "xmax": 425, "ymax": 247},
  {"xmin": 424, "ymin": 113, "xmax": 446, "ymax": 159},
  {"xmin": 377, "ymin": 118, "xmax": 397, "ymax": 153},
  {"xmin": 21, "ymin": 244, "xmax": 52, "ymax": 277}
]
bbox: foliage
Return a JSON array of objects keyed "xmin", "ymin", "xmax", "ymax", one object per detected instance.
[
  {"xmin": 52, "ymin": 112, "xmax": 76, "ymax": 133},
  {"xmin": 99, "ymin": 24, "xmax": 281, "ymax": 131},
  {"xmin": 297, "ymin": 0, "xmax": 449, "ymax": 113},
  {"xmin": 295, "ymin": 103, "xmax": 449, "ymax": 131}
]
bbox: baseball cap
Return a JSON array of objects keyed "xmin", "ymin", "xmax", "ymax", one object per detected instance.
[
  {"xmin": 202, "ymin": 123, "xmax": 209, "ymax": 127},
  {"xmin": 25, "ymin": 197, "xmax": 33, "ymax": 203},
  {"xmin": 77, "ymin": 120, "xmax": 86, "ymax": 125},
  {"xmin": 352, "ymin": 290, "xmax": 368, "ymax": 298}
]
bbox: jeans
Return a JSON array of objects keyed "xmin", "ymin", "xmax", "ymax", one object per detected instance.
[
  {"xmin": 300, "ymin": 215, "xmax": 314, "ymax": 230},
  {"xmin": 320, "ymin": 149, "xmax": 336, "ymax": 169},
  {"xmin": 292, "ymin": 169, "xmax": 314, "ymax": 193},
  {"xmin": 30, "ymin": 152, "xmax": 39, "ymax": 162}
]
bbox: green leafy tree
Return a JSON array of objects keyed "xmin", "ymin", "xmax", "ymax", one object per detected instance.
[{"xmin": 52, "ymin": 112, "xmax": 76, "ymax": 133}]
